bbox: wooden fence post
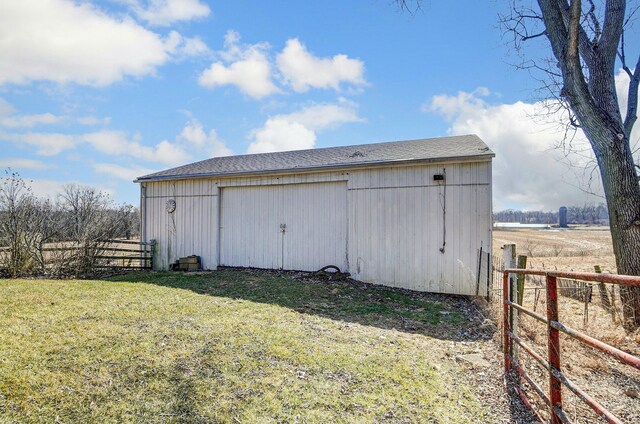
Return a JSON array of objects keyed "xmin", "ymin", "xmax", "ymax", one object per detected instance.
[
  {"xmin": 517, "ymin": 255, "xmax": 527, "ymax": 306},
  {"xmin": 595, "ymin": 265, "xmax": 612, "ymax": 312},
  {"xmin": 503, "ymin": 270, "xmax": 510, "ymax": 373},
  {"xmin": 503, "ymin": 244, "xmax": 517, "ymax": 361}
]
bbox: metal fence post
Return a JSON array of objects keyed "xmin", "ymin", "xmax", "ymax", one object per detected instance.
[
  {"xmin": 546, "ymin": 275, "xmax": 563, "ymax": 424},
  {"xmin": 486, "ymin": 251, "xmax": 491, "ymax": 301},
  {"xmin": 150, "ymin": 239, "xmax": 156, "ymax": 270},
  {"xmin": 476, "ymin": 244, "xmax": 483, "ymax": 296}
]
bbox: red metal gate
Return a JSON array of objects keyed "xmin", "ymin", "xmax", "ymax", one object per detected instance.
[{"xmin": 502, "ymin": 269, "xmax": 640, "ymax": 423}]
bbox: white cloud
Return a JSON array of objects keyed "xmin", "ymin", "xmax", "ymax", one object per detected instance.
[
  {"xmin": 178, "ymin": 119, "xmax": 232, "ymax": 157},
  {"xmin": 77, "ymin": 116, "xmax": 112, "ymax": 126},
  {"xmin": 617, "ymin": 69, "xmax": 640, "ymax": 166},
  {"xmin": 426, "ymin": 88, "xmax": 603, "ymax": 211},
  {"xmin": 0, "ymin": 158, "xmax": 53, "ymax": 170},
  {"xmin": 164, "ymin": 31, "xmax": 211, "ymax": 58},
  {"xmin": 425, "ymin": 87, "xmax": 490, "ymax": 121},
  {"xmin": 0, "ymin": 97, "xmax": 62, "ymax": 128},
  {"xmin": 248, "ymin": 119, "xmax": 317, "ymax": 154},
  {"xmin": 198, "ymin": 32, "xmax": 368, "ymax": 98},
  {"xmin": 0, "ymin": 112, "xmax": 61, "ymax": 128},
  {"xmin": 94, "ymin": 163, "xmax": 155, "ymax": 181},
  {"xmin": 28, "ymin": 180, "xmax": 70, "ymax": 199},
  {"xmin": 247, "ymin": 101, "xmax": 362, "ymax": 154},
  {"xmin": 616, "ymin": 68, "xmax": 639, "ymax": 128},
  {"xmin": 0, "ymin": 131, "xmax": 77, "ymax": 156},
  {"xmin": 0, "ymin": 129, "xmax": 188, "ymax": 165},
  {"xmin": 276, "ymin": 38, "xmax": 366, "ymax": 93},
  {"xmin": 81, "ymin": 131, "xmax": 191, "ymax": 166},
  {"xmin": 0, "ymin": 0, "xmax": 203, "ymax": 87},
  {"xmin": 178, "ymin": 36, "xmax": 211, "ymax": 57},
  {"xmin": 28, "ymin": 179, "xmax": 115, "ymax": 200},
  {"xmin": 1, "ymin": 118, "xmax": 231, "ymax": 168},
  {"xmin": 198, "ymin": 31, "xmax": 280, "ymax": 99},
  {"xmin": 0, "ymin": 97, "xmax": 114, "ymax": 128},
  {"xmin": 283, "ymin": 99, "xmax": 364, "ymax": 131},
  {"xmin": 130, "ymin": 0, "xmax": 211, "ymax": 26}
]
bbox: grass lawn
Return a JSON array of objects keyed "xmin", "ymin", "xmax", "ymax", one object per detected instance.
[{"xmin": 1, "ymin": 270, "xmax": 497, "ymax": 423}]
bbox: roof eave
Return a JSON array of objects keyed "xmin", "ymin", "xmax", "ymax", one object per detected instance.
[{"xmin": 134, "ymin": 153, "xmax": 495, "ymax": 183}]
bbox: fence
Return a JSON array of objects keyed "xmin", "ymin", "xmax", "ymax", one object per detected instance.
[
  {"xmin": 502, "ymin": 269, "xmax": 640, "ymax": 423},
  {"xmin": 92, "ymin": 239, "xmax": 155, "ymax": 270},
  {"xmin": 485, "ymin": 250, "xmax": 626, "ymax": 328},
  {"xmin": 1, "ymin": 239, "xmax": 155, "ymax": 274}
]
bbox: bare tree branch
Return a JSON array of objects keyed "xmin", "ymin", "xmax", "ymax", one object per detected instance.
[
  {"xmin": 522, "ymin": 30, "xmax": 548, "ymax": 41},
  {"xmin": 601, "ymin": 0, "xmax": 627, "ymax": 63},
  {"xmin": 587, "ymin": 0, "xmax": 603, "ymax": 43},
  {"xmin": 624, "ymin": 53, "xmax": 640, "ymax": 136},
  {"xmin": 555, "ymin": 0, "xmax": 596, "ymax": 67}
]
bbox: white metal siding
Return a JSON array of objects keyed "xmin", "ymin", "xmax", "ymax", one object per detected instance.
[
  {"xmin": 348, "ymin": 184, "xmax": 491, "ymax": 295},
  {"xmin": 141, "ymin": 160, "xmax": 491, "ymax": 295},
  {"xmin": 219, "ymin": 182, "xmax": 348, "ymax": 272},
  {"xmin": 143, "ymin": 180, "xmax": 217, "ymax": 270},
  {"xmin": 347, "ymin": 162, "xmax": 491, "ymax": 295}
]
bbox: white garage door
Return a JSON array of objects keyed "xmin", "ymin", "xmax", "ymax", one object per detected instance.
[{"xmin": 220, "ymin": 182, "xmax": 348, "ymax": 272}]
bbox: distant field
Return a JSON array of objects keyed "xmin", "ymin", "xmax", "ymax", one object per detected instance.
[{"xmin": 493, "ymin": 227, "xmax": 616, "ymax": 273}]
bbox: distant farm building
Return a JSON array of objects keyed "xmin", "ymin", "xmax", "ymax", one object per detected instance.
[
  {"xmin": 494, "ymin": 222, "xmax": 552, "ymax": 229},
  {"xmin": 136, "ymin": 135, "xmax": 494, "ymax": 296}
]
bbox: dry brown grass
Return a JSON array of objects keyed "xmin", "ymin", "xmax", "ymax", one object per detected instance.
[
  {"xmin": 493, "ymin": 227, "xmax": 616, "ymax": 271},
  {"xmin": 492, "ymin": 228, "xmax": 639, "ymax": 423}
]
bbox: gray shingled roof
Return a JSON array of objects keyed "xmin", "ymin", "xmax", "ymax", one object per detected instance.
[{"xmin": 136, "ymin": 134, "xmax": 493, "ymax": 182}]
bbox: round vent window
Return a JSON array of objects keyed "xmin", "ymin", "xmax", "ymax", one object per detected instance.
[{"xmin": 165, "ymin": 199, "xmax": 176, "ymax": 213}]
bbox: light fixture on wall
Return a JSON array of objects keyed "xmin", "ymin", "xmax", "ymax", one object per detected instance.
[{"xmin": 165, "ymin": 199, "xmax": 176, "ymax": 214}]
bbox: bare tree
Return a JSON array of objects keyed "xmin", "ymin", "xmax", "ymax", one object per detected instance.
[
  {"xmin": 29, "ymin": 199, "xmax": 66, "ymax": 275},
  {"xmin": 0, "ymin": 172, "xmax": 61, "ymax": 275},
  {"xmin": 0, "ymin": 171, "xmax": 36, "ymax": 276},
  {"xmin": 400, "ymin": 0, "xmax": 640, "ymax": 330},
  {"xmin": 59, "ymin": 184, "xmax": 133, "ymax": 274},
  {"xmin": 0, "ymin": 173, "xmax": 139, "ymax": 277}
]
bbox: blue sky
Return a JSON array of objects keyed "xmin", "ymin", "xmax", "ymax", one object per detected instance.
[{"xmin": 0, "ymin": 0, "xmax": 638, "ymax": 210}]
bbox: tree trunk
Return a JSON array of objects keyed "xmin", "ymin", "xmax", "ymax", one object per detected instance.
[
  {"xmin": 593, "ymin": 128, "xmax": 640, "ymax": 331},
  {"xmin": 534, "ymin": 0, "xmax": 640, "ymax": 332}
]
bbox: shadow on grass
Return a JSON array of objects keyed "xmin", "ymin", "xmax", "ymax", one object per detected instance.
[
  {"xmin": 109, "ymin": 267, "xmax": 493, "ymax": 343},
  {"xmin": 108, "ymin": 268, "xmax": 536, "ymax": 423}
]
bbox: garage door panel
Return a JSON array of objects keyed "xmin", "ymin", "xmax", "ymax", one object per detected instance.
[
  {"xmin": 283, "ymin": 183, "xmax": 348, "ymax": 271},
  {"xmin": 220, "ymin": 182, "xmax": 347, "ymax": 272},
  {"xmin": 220, "ymin": 185, "xmax": 282, "ymax": 269}
]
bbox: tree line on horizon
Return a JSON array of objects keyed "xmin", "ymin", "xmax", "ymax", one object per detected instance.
[{"xmin": 493, "ymin": 203, "xmax": 609, "ymax": 225}]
